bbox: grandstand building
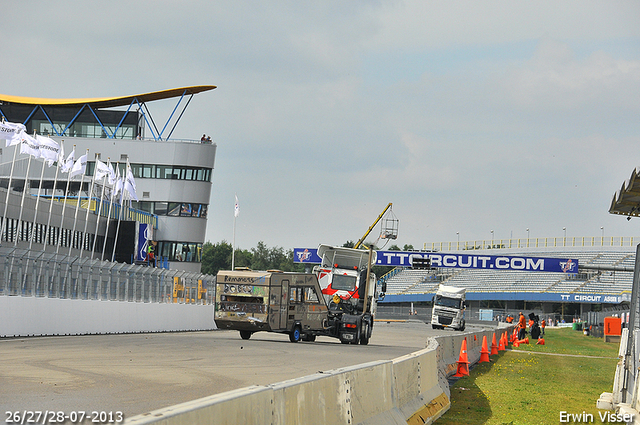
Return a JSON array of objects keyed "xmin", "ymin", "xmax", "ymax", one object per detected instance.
[
  {"xmin": 379, "ymin": 240, "xmax": 638, "ymax": 320},
  {"xmin": 0, "ymin": 86, "xmax": 216, "ymax": 272}
]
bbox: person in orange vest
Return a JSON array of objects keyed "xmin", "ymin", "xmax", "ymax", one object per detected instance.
[
  {"xmin": 506, "ymin": 315, "xmax": 514, "ymax": 324},
  {"xmin": 518, "ymin": 312, "xmax": 527, "ymax": 340},
  {"xmin": 540, "ymin": 319, "xmax": 546, "ymax": 336}
]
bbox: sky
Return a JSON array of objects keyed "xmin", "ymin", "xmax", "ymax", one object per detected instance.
[{"xmin": 2, "ymin": 1, "xmax": 640, "ymax": 252}]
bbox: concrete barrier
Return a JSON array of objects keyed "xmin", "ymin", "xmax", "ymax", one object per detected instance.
[
  {"xmin": 0, "ymin": 296, "xmax": 216, "ymax": 337},
  {"xmin": 124, "ymin": 326, "xmax": 515, "ymax": 425}
]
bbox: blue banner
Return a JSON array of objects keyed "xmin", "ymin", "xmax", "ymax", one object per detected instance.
[
  {"xmin": 381, "ymin": 291, "xmax": 627, "ymax": 304},
  {"xmin": 293, "ymin": 248, "xmax": 322, "ymax": 264},
  {"xmin": 136, "ymin": 223, "xmax": 151, "ymax": 262},
  {"xmin": 294, "ymin": 248, "xmax": 578, "ymax": 274}
]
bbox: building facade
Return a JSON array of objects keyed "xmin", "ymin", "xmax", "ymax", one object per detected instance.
[{"xmin": 0, "ymin": 86, "xmax": 216, "ymax": 272}]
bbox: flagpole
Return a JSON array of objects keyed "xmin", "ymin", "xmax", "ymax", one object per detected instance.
[
  {"xmin": 79, "ymin": 157, "xmax": 98, "ymax": 259},
  {"xmin": 28, "ymin": 158, "xmax": 47, "ymax": 251},
  {"xmin": 56, "ymin": 145, "xmax": 75, "ymax": 256},
  {"xmin": 102, "ymin": 162, "xmax": 119, "ymax": 260},
  {"xmin": 38, "ymin": 142, "xmax": 63, "ymax": 293},
  {"xmin": 22, "ymin": 154, "xmax": 47, "ymax": 288},
  {"xmin": 43, "ymin": 142, "xmax": 63, "ymax": 252},
  {"xmin": 68, "ymin": 149, "xmax": 89, "ymax": 257},
  {"xmin": 111, "ymin": 181, "xmax": 125, "ymax": 262},
  {"xmin": 232, "ymin": 194, "xmax": 238, "ymax": 270},
  {"xmin": 232, "ymin": 214, "xmax": 236, "ymax": 270},
  {"xmin": 1, "ymin": 141, "xmax": 19, "ymax": 245},
  {"xmin": 15, "ymin": 133, "xmax": 37, "ymax": 246},
  {"xmin": 91, "ymin": 158, "xmax": 109, "ymax": 260}
]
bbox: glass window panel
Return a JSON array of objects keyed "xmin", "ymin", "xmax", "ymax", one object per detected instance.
[
  {"xmin": 154, "ymin": 202, "xmax": 168, "ymax": 216},
  {"xmin": 180, "ymin": 203, "xmax": 192, "ymax": 217},
  {"xmin": 200, "ymin": 205, "xmax": 208, "ymax": 219},
  {"xmin": 196, "ymin": 169, "xmax": 204, "ymax": 181},
  {"xmin": 167, "ymin": 202, "xmax": 181, "ymax": 216},
  {"xmin": 132, "ymin": 164, "xmax": 143, "ymax": 178},
  {"xmin": 185, "ymin": 168, "xmax": 193, "ymax": 180},
  {"xmin": 142, "ymin": 164, "xmax": 153, "ymax": 178},
  {"xmin": 137, "ymin": 201, "xmax": 153, "ymax": 213}
]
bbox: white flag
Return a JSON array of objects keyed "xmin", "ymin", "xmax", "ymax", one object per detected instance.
[
  {"xmin": 124, "ymin": 161, "xmax": 138, "ymax": 201},
  {"xmin": 94, "ymin": 159, "xmax": 111, "ymax": 181},
  {"xmin": 19, "ymin": 132, "xmax": 41, "ymax": 158},
  {"xmin": 70, "ymin": 153, "xmax": 87, "ymax": 178},
  {"xmin": 107, "ymin": 161, "xmax": 117, "ymax": 185},
  {"xmin": 60, "ymin": 148, "xmax": 75, "ymax": 173},
  {"xmin": 234, "ymin": 195, "xmax": 239, "ymax": 217},
  {"xmin": 36, "ymin": 135, "xmax": 60, "ymax": 167},
  {"xmin": 112, "ymin": 167, "xmax": 123, "ymax": 200},
  {"xmin": 0, "ymin": 121, "xmax": 26, "ymax": 145}
]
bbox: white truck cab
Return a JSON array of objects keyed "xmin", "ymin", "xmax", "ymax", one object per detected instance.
[{"xmin": 431, "ymin": 284, "xmax": 466, "ymax": 331}]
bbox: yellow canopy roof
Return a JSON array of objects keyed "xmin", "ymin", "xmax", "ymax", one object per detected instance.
[{"xmin": 0, "ymin": 85, "xmax": 216, "ymax": 108}]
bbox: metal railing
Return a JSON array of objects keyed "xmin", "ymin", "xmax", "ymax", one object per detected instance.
[
  {"xmin": 0, "ymin": 247, "xmax": 215, "ymax": 304},
  {"xmin": 424, "ymin": 236, "xmax": 639, "ymax": 252}
]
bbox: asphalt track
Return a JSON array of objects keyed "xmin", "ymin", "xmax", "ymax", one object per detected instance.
[{"xmin": 1, "ymin": 320, "xmax": 476, "ymax": 419}]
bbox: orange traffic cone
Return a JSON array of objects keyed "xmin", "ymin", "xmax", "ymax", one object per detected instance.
[
  {"xmin": 513, "ymin": 339, "xmax": 520, "ymax": 347},
  {"xmin": 536, "ymin": 338, "xmax": 545, "ymax": 345},
  {"xmin": 479, "ymin": 335, "xmax": 490, "ymax": 363},
  {"xmin": 490, "ymin": 333, "xmax": 499, "ymax": 355},
  {"xmin": 498, "ymin": 333, "xmax": 505, "ymax": 351},
  {"xmin": 453, "ymin": 338, "xmax": 470, "ymax": 377}
]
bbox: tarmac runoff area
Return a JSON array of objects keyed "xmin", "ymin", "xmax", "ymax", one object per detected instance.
[{"xmin": 0, "ymin": 320, "xmax": 485, "ymax": 419}]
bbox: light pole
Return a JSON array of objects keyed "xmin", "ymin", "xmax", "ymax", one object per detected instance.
[
  {"xmin": 526, "ymin": 228, "xmax": 530, "ymax": 247},
  {"xmin": 563, "ymin": 227, "xmax": 566, "ymax": 246},
  {"xmin": 601, "ymin": 226, "xmax": 604, "ymax": 246},
  {"xmin": 456, "ymin": 232, "xmax": 459, "ymax": 250},
  {"xmin": 490, "ymin": 230, "xmax": 494, "ymax": 248}
]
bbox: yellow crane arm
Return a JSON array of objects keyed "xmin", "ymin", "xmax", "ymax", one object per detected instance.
[{"xmin": 354, "ymin": 203, "xmax": 392, "ymax": 249}]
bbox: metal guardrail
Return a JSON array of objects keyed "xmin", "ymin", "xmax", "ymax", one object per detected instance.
[
  {"xmin": 424, "ymin": 236, "xmax": 639, "ymax": 252},
  {"xmin": 0, "ymin": 247, "xmax": 215, "ymax": 304}
]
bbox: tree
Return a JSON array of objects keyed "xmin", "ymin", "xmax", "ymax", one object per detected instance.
[{"xmin": 200, "ymin": 241, "xmax": 232, "ymax": 275}]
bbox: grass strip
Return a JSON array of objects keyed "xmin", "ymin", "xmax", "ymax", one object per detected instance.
[{"xmin": 437, "ymin": 328, "xmax": 621, "ymax": 425}]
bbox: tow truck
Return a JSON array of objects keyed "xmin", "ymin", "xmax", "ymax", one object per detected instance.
[
  {"xmin": 214, "ymin": 246, "xmax": 379, "ymax": 344},
  {"xmin": 214, "ymin": 203, "xmax": 398, "ymax": 344}
]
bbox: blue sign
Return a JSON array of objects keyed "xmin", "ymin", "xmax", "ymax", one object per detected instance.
[
  {"xmin": 294, "ymin": 248, "xmax": 578, "ymax": 274},
  {"xmin": 381, "ymin": 291, "xmax": 627, "ymax": 304},
  {"xmin": 293, "ymin": 248, "xmax": 322, "ymax": 264},
  {"xmin": 136, "ymin": 223, "xmax": 151, "ymax": 262}
]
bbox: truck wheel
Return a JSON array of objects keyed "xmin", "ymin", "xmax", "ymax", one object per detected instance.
[
  {"xmin": 239, "ymin": 330, "xmax": 252, "ymax": 340},
  {"xmin": 289, "ymin": 326, "xmax": 301, "ymax": 343},
  {"xmin": 360, "ymin": 323, "xmax": 370, "ymax": 345}
]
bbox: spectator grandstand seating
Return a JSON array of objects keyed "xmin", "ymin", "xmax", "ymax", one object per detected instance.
[{"xmin": 382, "ymin": 248, "xmax": 635, "ymax": 296}]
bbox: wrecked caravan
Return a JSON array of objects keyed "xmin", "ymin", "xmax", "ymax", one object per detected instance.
[
  {"xmin": 214, "ymin": 270, "xmax": 329, "ymax": 342},
  {"xmin": 214, "ymin": 268, "xmax": 376, "ymax": 344}
]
